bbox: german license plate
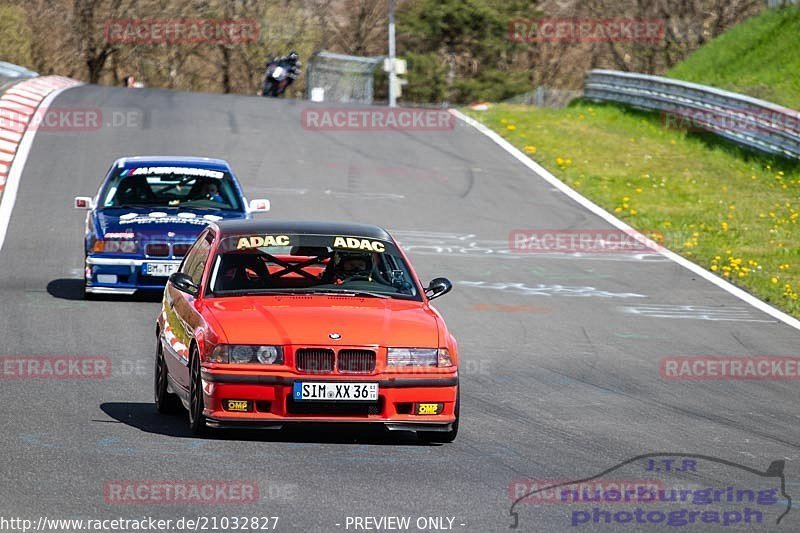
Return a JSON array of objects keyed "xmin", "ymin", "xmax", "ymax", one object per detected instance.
[
  {"xmin": 293, "ymin": 382, "xmax": 378, "ymax": 402},
  {"xmin": 144, "ymin": 262, "xmax": 179, "ymax": 277}
]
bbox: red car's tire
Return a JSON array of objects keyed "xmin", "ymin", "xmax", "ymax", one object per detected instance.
[
  {"xmin": 154, "ymin": 336, "xmax": 180, "ymax": 414},
  {"xmin": 188, "ymin": 349, "xmax": 208, "ymax": 435}
]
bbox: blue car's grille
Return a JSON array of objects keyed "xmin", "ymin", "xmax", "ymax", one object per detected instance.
[
  {"xmin": 145, "ymin": 243, "xmax": 169, "ymax": 257},
  {"xmin": 144, "ymin": 242, "xmax": 191, "ymax": 259},
  {"xmin": 173, "ymin": 243, "xmax": 191, "ymax": 257}
]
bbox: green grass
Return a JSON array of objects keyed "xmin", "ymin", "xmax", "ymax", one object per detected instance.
[
  {"xmin": 465, "ymin": 102, "xmax": 800, "ymax": 317},
  {"xmin": 667, "ymin": 7, "xmax": 800, "ymax": 110}
]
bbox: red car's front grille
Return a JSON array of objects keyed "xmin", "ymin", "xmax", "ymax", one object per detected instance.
[
  {"xmin": 337, "ymin": 350, "xmax": 376, "ymax": 373},
  {"xmin": 295, "ymin": 348, "xmax": 335, "ymax": 373}
]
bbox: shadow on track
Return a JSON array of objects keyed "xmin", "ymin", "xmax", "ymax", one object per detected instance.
[
  {"xmin": 48, "ymin": 278, "xmax": 162, "ymax": 302},
  {"xmin": 100, "ymin": 402, "xmax": 434, "ymax": 446}
]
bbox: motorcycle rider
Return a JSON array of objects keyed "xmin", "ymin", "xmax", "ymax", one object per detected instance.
[{"xmin": 262, "ymin": 51, "xmax": 302, "ymax": 97}]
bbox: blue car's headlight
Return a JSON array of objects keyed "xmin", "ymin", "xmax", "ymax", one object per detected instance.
[{"xmin": 92, "ymin": 239, "xmax": 138, "ymax": 254}]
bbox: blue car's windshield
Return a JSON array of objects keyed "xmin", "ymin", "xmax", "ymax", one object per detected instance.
[{"xmin": 100, "ymin": 166, "xmax": 242, "ymax": 211}]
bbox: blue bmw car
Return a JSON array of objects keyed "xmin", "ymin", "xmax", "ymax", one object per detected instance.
[{"xmin": 74, "ymin": 156, "xmax": 270, "ymax": 297}]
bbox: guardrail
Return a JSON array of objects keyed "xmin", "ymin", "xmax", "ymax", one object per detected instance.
[{"xmin": 584, "ymin": 69, "xmax": 800, "ymax": 159}]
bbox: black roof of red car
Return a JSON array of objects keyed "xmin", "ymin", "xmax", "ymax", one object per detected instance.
[{"xmin": 213, "ymin": 219, "xmax": 393, "ymax": 241}]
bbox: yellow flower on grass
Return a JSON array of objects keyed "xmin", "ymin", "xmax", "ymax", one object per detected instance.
[
  {"xmin": 771, "ymin": 277, "xmax": 779, "ymax": 284},
  {"xmin": 524, "ymin": 145, "xmax": 537, "ymax": 155},
  {"xmin": 506, "ymin": 124, "xmax": 517, "ymax": 131}
]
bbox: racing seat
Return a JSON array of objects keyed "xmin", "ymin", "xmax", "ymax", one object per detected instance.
[
  {"xmin": 116, "ymin": 176, "xmax": 156, "ymax": 205},
  {"xmin": 216, "ymin": 254, "xmax": 269, "ymax": 291}
]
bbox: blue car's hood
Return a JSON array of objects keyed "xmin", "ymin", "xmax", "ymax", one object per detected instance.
[{"xmin": 96, "ymin": 207, "xmax": 245, "ymax": 241}]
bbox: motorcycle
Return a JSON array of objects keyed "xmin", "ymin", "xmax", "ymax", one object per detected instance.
[{"xmin": 262, "ymin": 60, "xmax": 298, "ymax": 97}]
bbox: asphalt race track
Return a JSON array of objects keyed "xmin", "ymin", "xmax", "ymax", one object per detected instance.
[{"xmin": 1, "ymin": 85, "xmax": 799, "ymax": 532}]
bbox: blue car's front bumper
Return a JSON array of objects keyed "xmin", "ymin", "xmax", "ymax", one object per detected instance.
[{"xmin": 85, "ymin": 256, "xmax": 181, "ymax": 294}]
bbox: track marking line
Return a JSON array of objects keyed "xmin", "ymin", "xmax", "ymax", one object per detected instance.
[{"xmin": 451, "ymin": 109, "xmax": 800, "ymax": 332}]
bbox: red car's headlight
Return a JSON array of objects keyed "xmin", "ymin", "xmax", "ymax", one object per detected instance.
[
  {"xmin": 387, "ymin": 348, "xmax": 452, "ymax": 367},
  {"xmin": 210, "ymin": 345, "xmax": 284, "ymax": 364}
]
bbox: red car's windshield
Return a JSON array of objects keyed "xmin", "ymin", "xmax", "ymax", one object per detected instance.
[{"xmin": 207, "ymin": 234, "xmax": 421, "ymax": 300}]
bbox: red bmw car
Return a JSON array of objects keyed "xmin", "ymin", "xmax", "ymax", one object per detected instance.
[{"xmin": 155, "ymin": 220, "xmax": 459, "ymax": 442}]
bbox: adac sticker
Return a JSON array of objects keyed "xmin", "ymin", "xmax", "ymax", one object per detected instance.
[
  {"xmin": 236, "ymin": 235, "xmax": 291, "ymax": 250},
  {"xmin": 333, "ymin": 236, "xmax": 386, "ymax": 253}
]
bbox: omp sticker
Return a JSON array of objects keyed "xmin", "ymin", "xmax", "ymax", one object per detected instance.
[
  {"xmin": 333, "ymin": 236, "xmax": 386, "ymax": 253},
  {"xmin": 203, "ymin": 214, "xmax": 223, "ymax": 221},
  {"xmin": 226, "ymin": 400, "xmax": 249, "ymax": 412},
  {"xmin": 177, "ymin": 212, "xmax": 197, "ymax": 219},
  {"xmin": 149, "ymin": 212, "xmax": 167, "ymax": 218},
  {"xmin": 236, "ymin": 235, "xmax": 291, "ymax": 250},
  {"xmin": 104, "ymin": 232, "xmax": 135, "ymax": 239},
  {"xmin": 120, "ymin": 213, "xmax": 138, "ymax": 220},
  {"xmin": 129, "ymin": 166, "xmax": 224, "ymax": 179}
]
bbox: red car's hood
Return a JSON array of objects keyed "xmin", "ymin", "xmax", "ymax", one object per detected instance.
[{"xmin": 204, "ymin": 295, "xmax": 440, "ymax": 347}]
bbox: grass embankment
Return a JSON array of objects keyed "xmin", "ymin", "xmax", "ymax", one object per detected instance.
[
  {"xmin": 667, "ymin": 7, "xmax": 800, "ymax": 110},
  {"xmin": 464, "ymin": 102, "xmax": 800, "ymax": 318}
]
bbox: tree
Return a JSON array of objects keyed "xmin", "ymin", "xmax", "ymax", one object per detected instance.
[{"xmin": 0, "ymin": 5, "xmax": 34, "ymax": 67}]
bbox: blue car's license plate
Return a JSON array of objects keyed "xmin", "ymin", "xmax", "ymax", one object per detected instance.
[{"xmin": 143, "ymin": 262, "xmax": 179, "ymax": 277}]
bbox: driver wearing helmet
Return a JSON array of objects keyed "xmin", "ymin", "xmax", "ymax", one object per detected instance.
[{"xmin": 333, "ymin": 253, "xmax": 372, "ymax": 284}]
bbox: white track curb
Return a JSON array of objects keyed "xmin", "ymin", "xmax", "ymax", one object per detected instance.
[{"xmin": 0, "ymin": 76, "xmax": 82, "ymax": 253}]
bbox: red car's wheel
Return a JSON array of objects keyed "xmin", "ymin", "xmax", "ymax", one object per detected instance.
[
  {"xmin": 188, "ymin": 349, "xmax": 208, "ymax": 435},
  {"xmin": 154, "ymin": 336, "xmax": 180, "ymax": 414}
]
